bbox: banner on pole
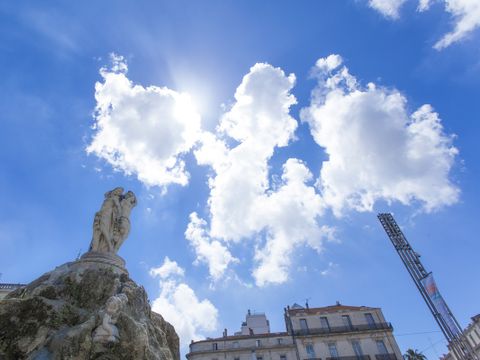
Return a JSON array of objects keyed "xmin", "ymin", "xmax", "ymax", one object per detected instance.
[{"xmin": 421, "ymin": 274, "xmax": 460, "ymax": 337}]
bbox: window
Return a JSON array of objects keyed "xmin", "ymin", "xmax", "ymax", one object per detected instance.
[
  {"xmin": 352, "ymin": 340, "xmax": 364, "ymax": 358},
  {"xmin": 213, "ymin": 343, "xmax": 218, "ymax": 351},
  {"xmin": 280, "ymin": 355, "xmax": 287, "ymax": 360},
  {"xmin": 365, "ymin": 313, "xmax": 376, "ymax": 329},
  {"xmin": 234, "ymin": 358, "xmax": 240, "ymax": 360},
  {"xmin": 277, "ymin": 338, "xmax": 284, "ymax": 345},
  {"xmin": 300, "ymin": 318, "xmax": 309, "ymax": 334},
  {"xmin": 470, "ymin": 334, "xmax": 476, "ymax": 346},
  {"xmin": 257, "ymin": 357, "xmax": 263, "ymax": 360},
  {"xmin": 320, "ymin": 316, "xmax": 330, "ymax": 331},
  {"xmin": 306, "ymin": 344, "xmax": 316, "ymax": 359},
  {"xmin": 376, "ymin": 340, "xmax": 388, "ymax": 355},
  {"xmin": 342, "ymin": 315, "xmax": 353, "ymax": 330},
  {"xmin": 328, "ymin": 343, "xmax": 339, "ymax": 358},
  {"xmin": 233, "ymin": 341, "xmax": 239, "ymax": 349},
  {"xmin": 256, "ymin": 340, "xmax": 261, "ymax": 347}
]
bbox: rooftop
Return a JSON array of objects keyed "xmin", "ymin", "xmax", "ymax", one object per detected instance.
[
  {"xmin": 190, "ymin": 331, "xmax": 290, "ymax": 344},
  {"xmin": 287, "ymin": 303, "xmax": 378, "ymax": 315}
]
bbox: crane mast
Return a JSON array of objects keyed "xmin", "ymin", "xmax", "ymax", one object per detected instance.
[{"xmin": 377, "ymin": 213, "xmax": 477, "ymax": 360}]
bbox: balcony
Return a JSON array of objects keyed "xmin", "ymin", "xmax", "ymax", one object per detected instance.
[
  {"xmin": 292, "ymin": 323, "xmax": 393, "ymax": 337},
  {"xmin": 375, "ymin": 354, "xmax": 397, "ymax": 360},
  {"xmin": 188, "ymin": 340, "xmax": 295, "ymax": 355},
  {"xmin": 326, "ymin": 356, "xmax": 371, "ymax": 360}
]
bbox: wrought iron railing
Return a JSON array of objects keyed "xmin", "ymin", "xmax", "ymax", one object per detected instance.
[
  {"xmin": 375, "ymin": 354, "xmax": 397, "ymax": 360},
  {"xmin": 326, "ymin": 356, "xmax": 371, "ymax": 360},
  {"xmin": 292, "ymin": 323, "xmax": 392, "ymax": 336},
  {"xmin": 0, "ymin": 283, "xmax": 24, "ymax": 290}
]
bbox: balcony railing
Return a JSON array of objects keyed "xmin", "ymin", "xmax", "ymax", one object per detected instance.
[
  {"xmin": 189, "ymin": 341, "xmax": 296, "ymax": 354},
  {"xmin": 292, "ymin": 323, "xmax": 393, "ymax": 336},
  {"xmin": 326, "ymin": 356, "xmax": 371, "ymax": 360},
  {"xmin": 375, "ymin": 354, "xmax": 397, "ymax": 360}
]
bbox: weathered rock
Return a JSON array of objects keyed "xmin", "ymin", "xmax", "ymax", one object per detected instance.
[{"xmin": 0, "ymin": 257, "xmax": 179, "ymax": 360}]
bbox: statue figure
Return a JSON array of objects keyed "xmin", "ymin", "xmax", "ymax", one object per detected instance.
[
  {"xmin": 92, "ymin": 293, "xmax": 128, "ymax": 343},
  {"xmin": 113, "ymin": 191, "xmax": 137, "ymax": 252},
  {"xmin": 89, "ymin": 187, "xmax": 137, "ymax": 254}
]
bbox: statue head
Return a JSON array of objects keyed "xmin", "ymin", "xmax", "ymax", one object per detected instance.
[
  {"xmin": 123, "ymin": 191, "xmax": 137, "ymax": 206},
  {"xmin": 110, "ymin": 187, "xmax": 124, "ymax": 197}
]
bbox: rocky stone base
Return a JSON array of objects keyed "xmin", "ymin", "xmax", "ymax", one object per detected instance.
[{"xmin": 0, "ymin": 255, "xmax": 179, "ymax": 360}]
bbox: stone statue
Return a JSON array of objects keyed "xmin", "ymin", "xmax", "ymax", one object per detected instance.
[
  {"xmin": 89, "ymin": 187, "xmax": 137, "ymax": 254},
  {"xmin": 92, "ymin": 293, "xmax": 128, "ymax": 343}
]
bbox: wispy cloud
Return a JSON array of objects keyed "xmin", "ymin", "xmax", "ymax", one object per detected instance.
[{"xmin": 367, "ymin": 0, "xmax": 480, "ymax": 49}]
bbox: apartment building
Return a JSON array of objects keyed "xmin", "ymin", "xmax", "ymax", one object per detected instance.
[
  {"xmin": 188, "ymin": 310, "xmax": 297, "ymax": 360},
  {"xmin": 441, "ymin": 314, "xmax": 480, "ymax": 360},
  {"xmin": 187, "ymin": 303, "xmax": 402, "ymax": 360},
  {"xmin": 285, "ymin": 303, "xmax": 402, "ymax": 360}
]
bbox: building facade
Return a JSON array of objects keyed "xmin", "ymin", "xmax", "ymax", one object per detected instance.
[
  {"xmin": 0, "ymin": 283, "xmax": 24, "ymax": 300},
  {"xmin": 188, "ymin": 310, "xmax": 297, "ymax": 360},
  {"xmin": 187, "ymin": 303, "xmax": 402, "ymax": 360},
  {"xmin": 286, "ymin": 303, "xmax": 402, "ymax": 360},
  {"xmin": 441, "ymin": 314, "xmax": 480, "ymax": 360}
]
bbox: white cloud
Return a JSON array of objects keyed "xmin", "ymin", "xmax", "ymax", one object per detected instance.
[
  {"xmin": 320, "ymin": 262, "xmax": 339, "ymax": 276},
  {"xmin": 191, "ymin": 63, "xmax": 332, "ymax": 286},
  {"xmin": 432, "ymin": 0, "xmax": 480, "ymax": 49},
  {"xmin": 150, "ymin": 257, "xmax": 219, "ymax": 349},
  {"xmin": 252, "ymin": 159, "xmax": 332, "ymax": 286},
  {"xmin": 185, "ymin": 212, "xmax": 239, "ymax": 280},
  {"xmin": 417, "ymin": 0, "xmax": 433, "ymax": 11},
  {"xmin": 368, "ymin": 0, "xmax": 480, "ymax": 48},
  {"xmin": 149, "ymin": 256, "xmax": 185, "ymax": 279},
  {"xmin": 301, "ymin": 54, "xmax": 459, "ymax": 216},
  {"xmin": 87, "ymin": 54, "xmax": 202, "ymax": 188},
  {"xmin": 368, "ymin": 0, "xmax": 407, "ymax": 19}
]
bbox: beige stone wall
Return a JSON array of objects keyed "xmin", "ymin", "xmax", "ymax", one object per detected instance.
[
  {"xmin": 289, "ymin": 307, "xmax": 402, "ymax": 360},
  {"xmin": 189, "ymin": 306, "xmax": 403, "ymax": 360},
  {"xmin": 188, "ymin": 334, "xmax": 296, "ymax": 360}
]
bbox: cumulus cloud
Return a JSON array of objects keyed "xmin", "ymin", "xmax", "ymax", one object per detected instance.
[
  {"xmin": 367, "ymin": 0, "xmax": 480, "ymax": 48},
  {"xmin": 190, "ymin": 63, "xmax": 331, "ymax": 286},
  {"xmin": 185, "ymin": 212, "xmax": 239, "ymax": 281},
  {"xmin": 368, "ymin": 0, "xmax": 407, "ymax": 19},
  {"xmin": 150, "ymin": 257, "xmax": 218, "ymax": 349},
  {"xmin": 301, "ymin": 54, "xmax": 459, "ymax": 216},
  {"xmin": 87, "ymin": 53, "xmax": 202, "ymax": 187},
  {"xmin": 149, "ymin": 256, "xmax": 185, "ymax": 279}
]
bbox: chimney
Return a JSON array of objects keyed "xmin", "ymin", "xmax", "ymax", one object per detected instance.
[{"xmin": 223, "ymin": 328, "xmax": 227, "ymax": 337}]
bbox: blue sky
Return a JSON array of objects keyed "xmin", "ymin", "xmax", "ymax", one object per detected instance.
[{"xmin": 1, "ymin": 0, "xmax": 479, "ymax": 358}]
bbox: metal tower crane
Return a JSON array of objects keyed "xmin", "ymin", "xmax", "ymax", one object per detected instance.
[{"xmin": 377, "ymin": 213, "xmax": 478, "ymax": 360}]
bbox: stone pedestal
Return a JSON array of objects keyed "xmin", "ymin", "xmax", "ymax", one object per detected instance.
[{"xmin": 73, "ymin": 251, "xmax": 128, "ymax": 275}]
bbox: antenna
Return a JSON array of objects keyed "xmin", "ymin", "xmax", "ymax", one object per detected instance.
[{"xmin": 377, "ymin": 213, "xmax": 477, "ymax": 360}]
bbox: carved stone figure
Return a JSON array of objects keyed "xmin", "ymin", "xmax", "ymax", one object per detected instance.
[
  {"xmin": 113, "ymin": 190, "xmax": 137, "ymax": 252},
  {"xmin": 92, "ymin": 293, "xmax": 128, "ymax": 343},
  {"xmin": 89, "ymin": 187, "xmax": 137, "ymax": 254}
]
